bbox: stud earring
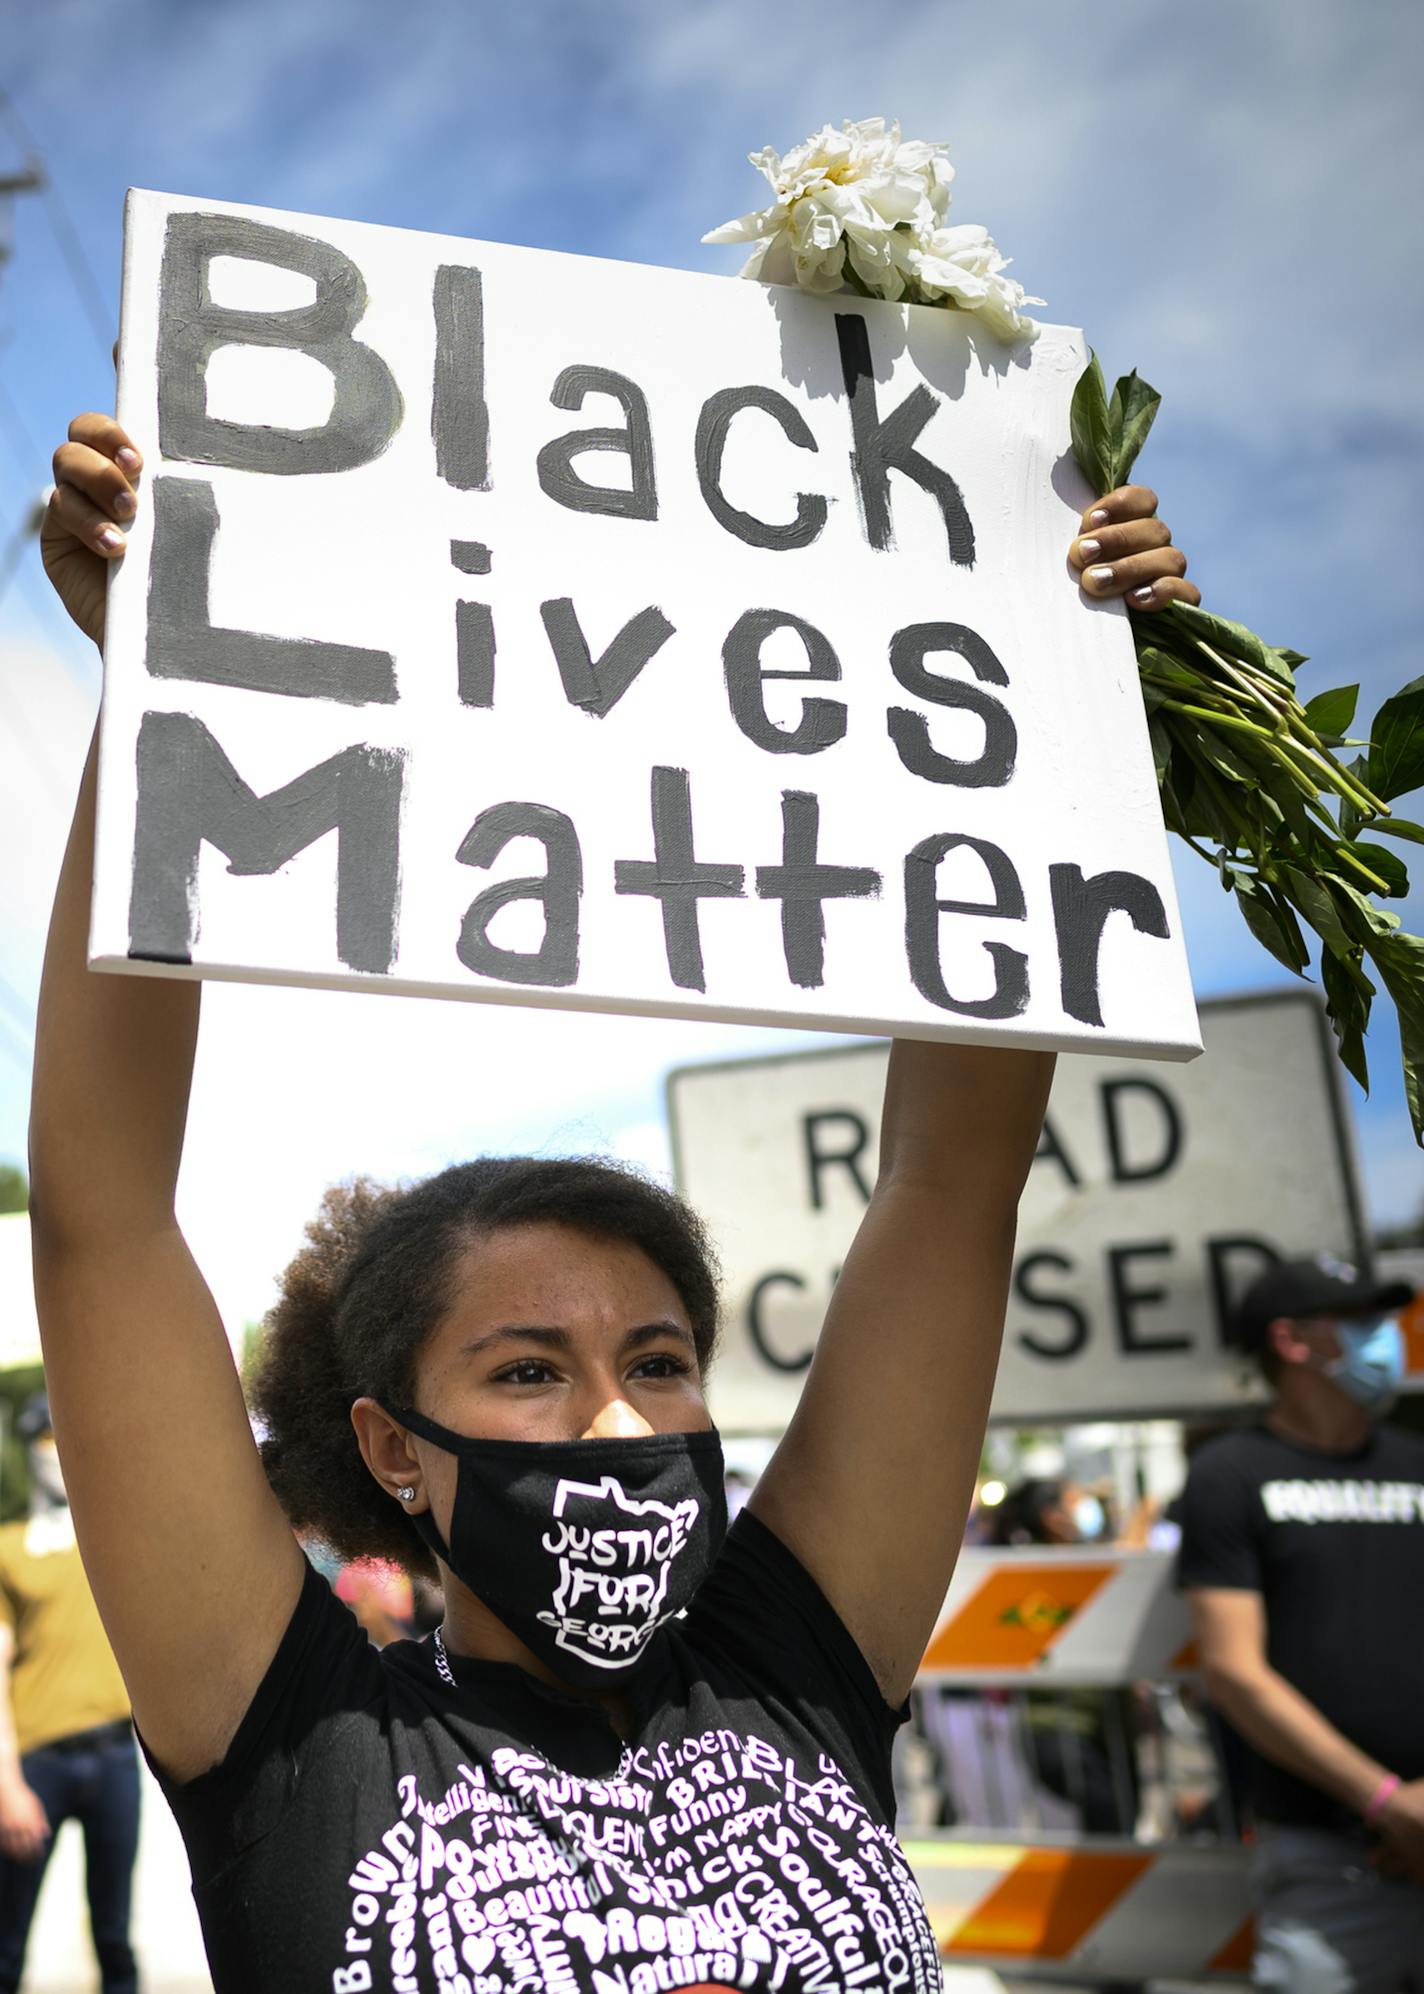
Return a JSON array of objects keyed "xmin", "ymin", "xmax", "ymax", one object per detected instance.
[{"xmin": 396, "ymin": 1486, "xmax": 416, "ymax": 1502}]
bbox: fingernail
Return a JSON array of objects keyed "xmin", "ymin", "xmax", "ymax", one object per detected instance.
[
  {"xmin": 98, "ymin": 525, "xmax": 125, "ymax": 552},
  {"xmin": 1131, "ymin": 584, "xmax": 1155, "ymax": 604},
  {"xmin": 1087, "ymin": 565, "xmax": 1114, "ymax": 586},
  {"xmin": 1090, "ymin": 508, "xmax": 1110, "ymax": 526},
  {"xmin": 117, "ymin": 447, "xmax": 141, "ymax": 472},
  {"xmin": 1078, "ymin": 538, "xmax": 1101, "ymax": 559},
  {"xmin": 112, "ymin": 490, "xmax": 136, "ymax": 519}
]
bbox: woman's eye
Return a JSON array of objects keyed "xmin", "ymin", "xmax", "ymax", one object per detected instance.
[
  {"xmin": 632, "ymin": 1354, "xmax": 692, "ymax": 1381},
  {"xmin": 498, "ymin": 1360, "xmax": 555, "ymax": 1386}
]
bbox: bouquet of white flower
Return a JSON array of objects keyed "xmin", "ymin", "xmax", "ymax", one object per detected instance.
[
  {"xmin": 705, "ymin": 121, "xmax": 1424, "ymax": 1141},
  {"xmin": 702, "ymin": 117, "xmax": 1042, "ymax": 340}
]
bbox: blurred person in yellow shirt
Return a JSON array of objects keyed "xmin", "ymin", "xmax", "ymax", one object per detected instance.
[{"xmin": 0, "ymin": 1393, "xmax": 138, "ymax": 1994}]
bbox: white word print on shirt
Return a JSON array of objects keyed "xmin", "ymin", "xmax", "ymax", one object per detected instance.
[
  {"xmin": 1260, "ymin": 1477, "xmax": 1424, "ymax": 1526},
  {"xmin": 540, "ymin": 1479, "xmax": 701, "ymax": 1670},
  {"xmin": 334, "ymin": 1729, "xmax": 942, "ymax": 1994}
]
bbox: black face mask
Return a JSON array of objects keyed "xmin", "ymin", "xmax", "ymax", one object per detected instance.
[{"xmin": 385, "ymin": 1405, "xmax": 727, "ymax": 1689}]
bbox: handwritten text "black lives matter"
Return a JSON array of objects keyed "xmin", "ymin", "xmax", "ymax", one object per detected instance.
[{"xmin": 128, "ymin": 211, "xmax": 1169, "ymax": 1023}]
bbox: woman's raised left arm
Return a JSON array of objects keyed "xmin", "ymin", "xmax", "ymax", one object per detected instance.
[{"xmin": 747, "ymin": 483, "xmax": 1196, "ymax": 1704}]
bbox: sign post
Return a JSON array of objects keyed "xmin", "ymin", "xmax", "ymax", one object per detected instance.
[
  {"xmin": 667, "ymin": 991, "xmax": 1375, "ymax": 1429},
  {"xmin": 95, "ymin": 189, "xmax": 1198, "ymax": 1059}
]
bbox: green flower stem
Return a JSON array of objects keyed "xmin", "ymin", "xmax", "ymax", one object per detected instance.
[
  {"xmin": 1156, "ymin": 698, "xmax": 1276, "ymax": 742},
  {"xmin": 1331, "ymin": 846, "xmax": 1392, "ymax": 895}
]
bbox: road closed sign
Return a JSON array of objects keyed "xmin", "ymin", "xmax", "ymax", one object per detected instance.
[{"xmin": 667, "ymin": 992, "xmax": 1371, "ymax": 1428}]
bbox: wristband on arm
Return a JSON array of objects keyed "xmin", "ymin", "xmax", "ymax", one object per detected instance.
[{"xmin": 1363, "ymin": 1773, "xmax": 1401, "ymax": 1825}]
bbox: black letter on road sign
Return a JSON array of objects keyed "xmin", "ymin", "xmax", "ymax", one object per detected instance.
[
  {"xmin": 756, "ymin": 792, "xmax": 880, "ymax": 987},
  {"xmin": 905, "ymin": 833, "xmax": 1028, "ymax": 1018},
  {"xmin": 802, "ymin": 1110, "xmax": 874, "ymax": 1211},
  {"xmin": 1052, "ymin": 865, "xmax": 1170, "ymax": 1028},
  {"xmin": 835, "ymin": 313, "xmax": 974, "ymax": 565},
  {"xmin": 1014, "ymin": 1251, "xmax": 1090, "ymax": 1361},
  {"xmin": 695, "ymin": 387, "xmax": 827, "ymax": 551},
  {"xmin": 456, "ymin": 801, "xmax": 583, "ymax": 989},
  {"xmin": 1109, "ymin": 1240, "xmax": 1189, "ymax": 1355},
  {"xmin": 1207, "ymin": 1235, "xmax": 1282, "ymax": 1347},
  {"xmin": 747, "ymin": 1271, "xmax": 816, "ymax": 1373},
  {"xmin": 1101, "ymin": 1077, "xmax": 1183, "ymax": 1184},
  {"xmin": 1033, "ymin": 1117, "xmax": 1082, "ymax": 1189},
  {"xmin": 614, "ymin": 768, "xmax": 745, "ymax": 991},
  {"xmin": 146, "ymin": 477, "xmax": 397, "ymax": 705},
  {"xmin": 887, "ymin": 623, "xmax": 1017, "ymax": 788},
  {"xmin": 129, "ymin": 711, "xmax": 403, "ymax": 974},
  {"xmin": 537, "ymin": 366, "xmax": 657, "ymax": 521},
  {"xmin": 157, "ymin": 211, "xmax": 403, "ymax": 474}
]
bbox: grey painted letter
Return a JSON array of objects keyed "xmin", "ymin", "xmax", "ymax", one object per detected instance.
[
  {"xmin": 129, "ymin": 711, "xmax": 404, "ymax": 974},
  {"xmin": 157, "ymin": 211, "xmax": 403, "ymax": 474}
]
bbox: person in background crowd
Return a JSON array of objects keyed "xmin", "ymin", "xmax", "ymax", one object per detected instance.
[
  {"xmin": 0, "ymin": 1393, "xmax": 140, "ymax": 1994},
  {"xmin": 1179, "ymin": 1254, "xmax": 1424, "ymax": 1989},
  {"xmin": 987, "ymin": 1476, "xmax": 1139, "ymax": 1836},
  {"xmin": 333, "ymin": 1557, "xmax": 417, "ymax": 1647}
]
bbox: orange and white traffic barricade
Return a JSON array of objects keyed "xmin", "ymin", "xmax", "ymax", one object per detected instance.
[
  {"xmin": 903, "ymin": 1546, "xmax": 1253, "ymax": 1981},
  {"xmin": 919, "ymin": 1545, "xmax": 1198, "ymax": 1685},
  {"xmin": 904, "ymin": 1837, "xmax": 1253, "ymax": 1981}
]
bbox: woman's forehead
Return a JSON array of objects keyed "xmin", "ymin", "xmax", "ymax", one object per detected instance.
[{"xmin": 435, "ymin": 1222, "xmax": 688, "ymax": 1333}]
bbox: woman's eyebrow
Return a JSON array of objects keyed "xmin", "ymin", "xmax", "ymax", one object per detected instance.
[
  {"xmin": 620, "ymin": 1321, "xmax": 696, "ymax": 1353},
  {"xmin": 461, "ymin": 1324, "xmax": 574, "ymax": 1358}
]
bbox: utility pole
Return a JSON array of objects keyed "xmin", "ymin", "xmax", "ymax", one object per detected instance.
[{"xmin": 0, "ymin": 153, "xmax": 44, "ymax": 275}]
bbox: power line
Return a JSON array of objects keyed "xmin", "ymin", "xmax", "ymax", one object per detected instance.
[
  {"xmin": 0, "ymin": 91, "xmax": 113, "ymax": 363},
  {"xmin": 0, "ymin": 373, "xmax": 41, "ymax": 473}
]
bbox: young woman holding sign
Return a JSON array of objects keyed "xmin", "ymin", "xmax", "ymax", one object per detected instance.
[{"xmin": 27, "ymin": 414, "xmax": 1196, "ymax": 1993}]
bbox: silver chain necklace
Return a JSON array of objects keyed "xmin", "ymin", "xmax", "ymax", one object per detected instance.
[
  {"xmin": 428, "ymin": 1623, "xmax": 635, "ymax": 1779},
  {"xmin": 431, "ymin": 1624, "xmax": 457, "ymax": 1688}
]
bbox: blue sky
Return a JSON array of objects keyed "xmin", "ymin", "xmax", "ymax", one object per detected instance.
[{"xmin": 1, "ymin": 0, "xmax": 1421, "ymax": 1324}]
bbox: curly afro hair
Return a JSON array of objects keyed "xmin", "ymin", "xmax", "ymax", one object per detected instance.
[{"xmin": 249, "ymin": 1157, "xmax": 721, "ymax": 1579}]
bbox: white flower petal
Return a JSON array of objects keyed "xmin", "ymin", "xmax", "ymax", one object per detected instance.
[{"xmin": 702, "ymin": 208, "xmax": 777, "ymax": 246}]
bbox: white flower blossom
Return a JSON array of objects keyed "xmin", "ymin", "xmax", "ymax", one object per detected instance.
[
  {"xmin": 702, "ymin": 117, "xmax": 954, "ymax": 302},
  {"xmin": 899, "ymin": 223, "xmax": 1046, "ymax": 341},
  {"xmin": 703, "ymin": 118, "xmax": 1042, "ymax": 340}
]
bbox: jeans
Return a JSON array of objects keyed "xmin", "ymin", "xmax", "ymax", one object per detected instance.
[
  {"xmin": 1252, "ymin": 1823, "xmax": 1424, "ymax": 1994},
  {"xmin": 0, "ymin": 1722, "xmax": 140, "ymax": 1994}
]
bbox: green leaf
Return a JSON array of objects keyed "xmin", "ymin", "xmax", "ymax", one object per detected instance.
[
  {"xmin": 1147, "ymin": 715, "xmax": 1172, "ymax": 782},
  {"xmin": 1279, "ymin": 866, "xmax": 1357, "ymax": 962},
  {"xmin": 1303, "ymin": 684, "xmax": 1359, "ymax": 741},
  {"xmin": 1234, "ymin": 876, "xmax": 1310, "ymax": 974},
  {"xmin": 1365, "ymin": 674, "xmax": 1424, "ymax": 803},
  {"xmin": 1324, "ymin": 875, "xmax": 1402, "ymax": 940},
  {"xmin": 1070, "ymin": 353, "xmax": 1114, "ymax": 500},
  {"xmin": 1373, "ymin": 816, "xmax": 1424, "ymax": 847},
  {"xmin": 1344, "ymin": 840, "xmax": 1411, "ymax": 898},
  {"xmin": 1360, "ymin": 928, "xmax": 1424, "ymax": 1145},
  {"xmin": 1106, "ymin": 371, "xmax": 1161, "ymax": 488},
  {"xmin": 1163, "ymin": 602, "xmax": 1298, "ymax": 686},
  {"xmin": 1320, "ymin": 946, "xmax": 1373, "ymax": 1092}
]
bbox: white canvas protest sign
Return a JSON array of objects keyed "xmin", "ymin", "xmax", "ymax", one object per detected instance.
[
  {"xmin": 94, "ymin": 188, "xmax": 1199, "ymax": 1057},
  {"xmin": 667, "ymin": 993, "xmax": 1373, "ymax": 1429}
]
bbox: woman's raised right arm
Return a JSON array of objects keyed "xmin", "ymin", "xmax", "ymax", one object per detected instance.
[{"xmin": 29, "ymin": 415, "xmax": 305, "ymax": 1781}]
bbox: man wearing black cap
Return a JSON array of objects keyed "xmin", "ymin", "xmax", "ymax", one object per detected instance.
[
  {"xmin": 1177, "ymin": 1255, "xmax": 1424, "ymax": 1987},
  {"xmin": 0, "ymin": 1393, "xmax": 139, "ymax": 1994}
]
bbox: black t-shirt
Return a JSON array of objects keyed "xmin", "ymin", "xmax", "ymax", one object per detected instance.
[
  {"xmin": 148, "ymin": 1513, "xmax": 942, "ymax": 1994},
  {"xmin": 1176, "ymin": 1421, "xmax": 1424, "ymax": 1828}
]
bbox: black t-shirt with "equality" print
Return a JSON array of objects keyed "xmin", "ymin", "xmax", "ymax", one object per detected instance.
[
  {"xmin": 1176, "ymin": 1420, "xmax": 1424, "ymax": 1829},
  {"xmin": 147, "ymin": 1513, "xmax": 942, "ymax": 1994}
]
